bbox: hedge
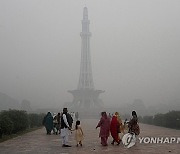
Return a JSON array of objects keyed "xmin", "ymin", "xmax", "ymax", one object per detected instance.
[
  {"xmin": 0, "ymin": 110, "xmax": 45, "ymax": 137},
  {"xmin": 139, "ymin": 111, "xmax": 180, "ymax": 129}
]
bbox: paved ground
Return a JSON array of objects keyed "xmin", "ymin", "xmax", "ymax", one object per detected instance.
[{"xmin": 0, "ymin": 119, "xmax": 179, "ymax": 154}]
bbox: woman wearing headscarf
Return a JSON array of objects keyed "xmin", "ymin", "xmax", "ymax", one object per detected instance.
[
  {"xmin": 96, "ymin": 112, "xmax": 110, "ymax": 146},
  {"xmin": 43, "ymin": 112, "xmax": 53, "ymax": 135},
  {"xmin": 110, "ymin": 112, "xmax": 121, "ymax": 145},
  {"xmin": 115, "ymin": 112, "xmax": 124, "ymax": 139},
  {"xmin": 128, "ymin": 111, "xmax": 140, "ymax": 136}
]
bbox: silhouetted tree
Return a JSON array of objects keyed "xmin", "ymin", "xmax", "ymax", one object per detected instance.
[{"xmin": 21, "ymin": 99, "xmax": 32, "ymax": 112}]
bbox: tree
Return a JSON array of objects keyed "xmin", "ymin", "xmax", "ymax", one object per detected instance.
[{"xmin": 21, "ymin": 99, "xmax": 32, "ymax": 112}]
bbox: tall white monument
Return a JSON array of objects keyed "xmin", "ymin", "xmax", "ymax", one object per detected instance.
[{"xmin": 68, "ymin": 7, "xmax": 104, "ymax": 110}]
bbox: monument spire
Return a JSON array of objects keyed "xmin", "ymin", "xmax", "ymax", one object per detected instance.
[
  {"xmin": 78, "ymin": 7, "xmax": 94, "ymax": 90},
  {"xmin": 68, "ymin": 7, "xmax": 104, "ymax": 110},
  {"xmin": 83, "ymin": 7, "xmax": 88, "ymax": 20}
]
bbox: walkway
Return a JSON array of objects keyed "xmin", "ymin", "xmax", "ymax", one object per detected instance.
[{"xmin": 0, "ymin": 119, "xmax": 179, "ymax": 154}]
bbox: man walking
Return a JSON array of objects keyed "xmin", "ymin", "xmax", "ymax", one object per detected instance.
[{"xmin": 60, "ymin": 108, "xmax": 71, "ymax": 147}]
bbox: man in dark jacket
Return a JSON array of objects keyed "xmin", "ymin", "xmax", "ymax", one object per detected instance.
[
  {"xmin": 66, "ymin": 113, "xmax": 73, "ymax": 128},
  {"xmin": 60, "ymin": 108, "xmax": 71, "ymax": 147}
]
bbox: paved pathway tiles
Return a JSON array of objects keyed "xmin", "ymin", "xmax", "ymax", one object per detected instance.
[{"xmin": 0, "ymin": 119, "xmax": 179, "ymax": 154}]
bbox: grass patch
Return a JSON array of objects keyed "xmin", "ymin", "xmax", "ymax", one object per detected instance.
[{"xmin": 0, "ymin": 126, "xmax": 43, "ymax": 143}]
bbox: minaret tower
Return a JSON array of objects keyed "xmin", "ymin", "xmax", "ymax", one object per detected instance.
[
  {"xmin": 78, "ymin": 7, "xmax": 94, "ymax": 90},
  {"xmin": 68, "ymin": 7, "xmax": 104, "ymax": 110}
]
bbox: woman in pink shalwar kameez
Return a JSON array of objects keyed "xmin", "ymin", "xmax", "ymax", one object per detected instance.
[{"xmin": 96, "ymin": 112, "xmax": 111, "ymax": 146}]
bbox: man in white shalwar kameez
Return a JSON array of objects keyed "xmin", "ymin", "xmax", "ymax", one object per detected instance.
[{"xmin": 60, "ymin": 108, "xmax": 71, "ymax": 147}]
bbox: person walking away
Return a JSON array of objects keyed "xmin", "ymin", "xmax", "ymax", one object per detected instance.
[
  {"xmin": 115, "ymin": 112, "xmax": 124, "ymax": 140},
  {"xmin": 123, "ymin": 119, "xmax": 129, "ymax": 133},
  {"xmin": 122, "ymin": 111, "xmax": 140, "ymax": 148},
  {"xmin": 128, "ymin": 111, "xmax": 140, "ymax": 136},
  {"xmin": 72, "ymin": 120, "xmax": 84, "ymax": 147},
  {"xmin": 108, "ymin": 113, "xmax": 112, "ymax": 120},
  {"xmin": 60, "ymin": 108, "xmax": 71, "ymax": 147},
  {"xmin": 110, "ymin": 112, "xmax": 121, "ymax": 145},
  {"xmin": 53, "ymin": 114, "xmax": 58, "ymax": 135},
  {"xmin": 43, "ymin": 112, "xmax": 53, "ymax": 135},
  {"xmin": 96, "ymin": 112, "xmax": 110, "ymax": 146},
  {"xmin": 57, "ymin": 112, "xmax": 61, "ymax": 134}
]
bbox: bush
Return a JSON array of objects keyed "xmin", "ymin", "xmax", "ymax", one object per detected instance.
[
  {"xmin": 153, "ymin": 113, "xmax": 165, "ymax": 126},
  {"xmin": 142, "ymin": 116, "xmax": 153, "ymax": 125},
  {"xmin": 28, "ymin": 113, "xmax": 45, "ymax": 128},
  {"xmin": 141, "ymin": 111, "xmax": 180, "ymax": 130},
  {"xmin": 164, "ymin": 111, "xmax": 180, "ymax": 129},
  {"xmin": 0, "ymin": 110, "xmax": 46, "ymax": 139},
  {"xmin": 1, "ymin": 110, "xmax": 29, "ymax": 133},
  {"xmin": 138, "ymin": 116, "xmax": 143, "ymax": 123},
  {"xmin": 0, "ymin": 114, "xmax": 13, "ymax": 135},
  {"xmin": 28, "ymin": 114, "xmax": 38, "ymax": 128}
]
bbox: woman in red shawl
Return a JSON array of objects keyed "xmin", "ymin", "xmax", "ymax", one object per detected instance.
[
  {"xmin": 96, "ymin": 112, "xmax": 110, "ymax": 146},
  {"xmin": 110, "ymin": 113, "xmax": 121, "ymax": 145}
]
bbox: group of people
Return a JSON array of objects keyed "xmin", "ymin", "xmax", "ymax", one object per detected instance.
[
  {"xmin": 96, "ymin": 111, "xmax": 140, "ymax": 146},
  {"xmin": 43, "ymin": 111, "xmax": 78, "ymax": 135},
  {"xmin": 60, "ymin": 108, "xmax": 83, "ymax": 147},
  {"xmin": 43, "ymin": 108, "xmax": 82, "ymax": 147},
  {"xmin": 43, "ymin": 108, "xmax": 140, "ymax": 148}
]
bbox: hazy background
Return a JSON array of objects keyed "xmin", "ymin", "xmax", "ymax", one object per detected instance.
[{"xmin": 0, "ymin": 0, "xmax": 180, "ymax": 113}]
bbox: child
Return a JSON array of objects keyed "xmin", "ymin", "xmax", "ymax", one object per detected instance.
[{"xmin": 72, "ymin": 120, "xmax": 84, "ymax": 147}]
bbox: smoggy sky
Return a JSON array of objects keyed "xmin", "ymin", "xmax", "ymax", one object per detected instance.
[{"xmin": 0, "ymin": 0, "xmax": 180, "ymax": 108}]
